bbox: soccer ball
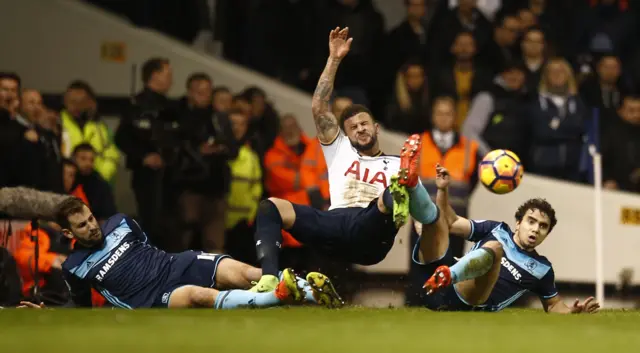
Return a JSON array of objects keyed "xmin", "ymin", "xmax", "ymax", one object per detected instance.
[{"xmin": 478, "ymin": 149, "xmax": 524, "ymax": 194}]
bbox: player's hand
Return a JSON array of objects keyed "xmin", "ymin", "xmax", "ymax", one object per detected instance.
[
  {"xmin": 571, "ymin": 297, "xmax": 600, "ymax": 314},
  {"xmin": 24, "ymin": 129, "xmax": 39, "ymax": 143},
  {"xmin": 143, "ymin": 153, "xmax": 164, "ymax": 170},
  {"xmin": 435, "ymin": 164, "xmax": 450, "ymax": 190},
  {"xmin": 328, "ymin": 27, "xmax": 352, "ymax": 60},
  {"xmin": 17, "ymin": 301, "xmax": 45, "ymax": 309}
]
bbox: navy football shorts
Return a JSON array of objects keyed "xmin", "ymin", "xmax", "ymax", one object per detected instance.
[
  {"xmin": 289, "ymin": 199, "xmax": 397, "ymax": 265},
  {"xmin": 411, "ymin": 235, "xmax": 473, "ymax": 311},
  {"xmin": 153, "ymin": 251, "xmax": 231, "ymax": 307}
]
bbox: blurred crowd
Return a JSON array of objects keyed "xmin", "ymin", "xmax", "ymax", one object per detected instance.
[{"xmin": 1, "ymin": 0, "xmax": 640, "ymax": 307}]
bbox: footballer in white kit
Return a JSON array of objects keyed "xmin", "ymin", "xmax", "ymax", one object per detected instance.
[{"xmin": 249, "ymin": 27, "xmax": 443, "ymax": 306}]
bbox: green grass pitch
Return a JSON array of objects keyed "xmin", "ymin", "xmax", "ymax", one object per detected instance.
[{"xmin": 2, "ymin": 308, "xmax": 640, "ymax": 353}]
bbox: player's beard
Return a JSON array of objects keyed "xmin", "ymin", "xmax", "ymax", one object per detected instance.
[
  {"xmin": 78, "ymin": 229, "xmax": 104, "ymax": 248},
  {"xmin": 350, "ymin": 133, "xmax": 377, "ymax": 153}
]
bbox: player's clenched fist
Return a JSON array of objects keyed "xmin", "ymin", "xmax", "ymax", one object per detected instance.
[{"xmin": 328, "ymin": 27, "xmax": 352, "ymax": 60}]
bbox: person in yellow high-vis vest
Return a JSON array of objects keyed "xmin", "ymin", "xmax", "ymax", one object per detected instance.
[{"xmin": 60, "ymin": 81, "xmax": 120, "ymax": 184}]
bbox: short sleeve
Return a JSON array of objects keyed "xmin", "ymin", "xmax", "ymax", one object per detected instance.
[
  {"xmin": 320, "ymin": 131, "xmax": 347, "ymax": 169},
  {"xmin": 534, "ymin": 267, "xmax": 559, "ymax": 300},
  {"xmin": 468, "ymin": 220, "xmax": 503, "ymax": 242}
]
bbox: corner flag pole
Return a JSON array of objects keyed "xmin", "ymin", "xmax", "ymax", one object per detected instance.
[{"xmin": 589, "ymin": 107, "xmax": 604, "ymax": 307}]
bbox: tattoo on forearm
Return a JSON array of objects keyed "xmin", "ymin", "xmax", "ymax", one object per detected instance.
[{"xmin": 312, "ymin": 59, "xmax": 340, "ymax": 113}]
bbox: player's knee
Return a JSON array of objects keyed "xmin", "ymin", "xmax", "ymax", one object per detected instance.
[
  {"xmin": 263, "ymin": 197, "xmax": 296, "ymax": 228},
  {"xmin": 481, "ymin": 241, "xmax": 503, "ymax": 263}
]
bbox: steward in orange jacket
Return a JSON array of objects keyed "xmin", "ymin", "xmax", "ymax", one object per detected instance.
[
  {"xmin": 264, "ymin": 116, "xmax": 329, "ymax": 247},
  {"xmin": 14, "ymin": 223, "xmax": 107, "ymax": 307}
]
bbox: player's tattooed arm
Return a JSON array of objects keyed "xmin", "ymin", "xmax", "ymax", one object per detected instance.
[
  {"xmin": 311, "ymin": 27, "xmax": 352, "ymax": 144},
  {"xmin": 311, "ymin": 58, "xmax": 341, "ymax": 144}
]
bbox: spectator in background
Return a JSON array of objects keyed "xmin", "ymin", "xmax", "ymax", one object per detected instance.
[
  {"xmin": 72, "ymin": 143, "xmax": 117, "ymax": 224},
  {"xmin": 573, "ymin": 0, "xmax": 637, "ymax": 65},
  {"xmin": 517, "ymin": 7, "xmax": 537, "ymax": 31},
  {"xmin": 383, "ymin": 0, "xmax": 428, "ymax": 111},
  {"xmin": 115, "ymin": 57, "xmax": 175, "ymax": 249},
  {"xmin": 0, "ymin": 77, "xmax": 63, "ymax": 193},
  {"xmin": 264, "ymin": 114, "xmax": 329, "ymax": 211},
  {"xmin": 406, "ymin": 96, "xmax": 480, "ymax": 306},
  {"xmin": 13, "ymin": 221, "xmax": 68, "ymax": 304},
  {"xmin": 225, "ymin": 108, "xmax": 263, "ymax": 265},
  {"xmin": 0, "ymin": 72, "xmax": 24, "ymax": 187},
  {"xmin": 175, "ymin": 73, "xmax": 236, "ymax": 253},
  {"xmin": 521, "ymin": 26, "xmax": 547, "ymax": 96},
  {"xmin": 528, "ymin": 58, "xmax": 588, "ymax": 182},
  {"xmin": 478, "ymin": 14, "xmax": 521, "ymax": 76},
  {"xmin": 602, "ymin": 95, "xmax": 640, "ymax": 193},
  {"xmin": 579, "ymin": 55, "xmax": 631, "ymax": 134},
  {"xmin": 431, "ymin": 32, "xmax": 492, "ymax": 130},
  {"xmin": 463, "ymin": 61, "xmax": 531, "ymax": 160},
  {"xmin": 331, "ymin": 96, "xmax": 353, "ymax": 119},
  {"xmin": 232, "ymin": 94, "xmax": 252, "ymax": 117},
  {"xmin": 385, "ymin": 59, "xmax": 431, "ymax": 134},
  {"xmin": 18, "ymin": 88, "xmax": 64, "ymax": 194},
  {"xmin": 242, "ymin": 86, "xmax": 280, "ymax": 157},
  {"xmin": 427, "ymin": 0, "xmax": 493, "ymax": 69},
  {"xmin": 60, "ymin": 81, "xmax": 120, "ymax": 185},
  {"xmin": 212, "ymin": 86, "xmax": 233, "ymax": 113}
]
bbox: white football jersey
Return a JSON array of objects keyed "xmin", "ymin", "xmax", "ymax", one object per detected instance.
[{"xmin": 321, "ymin": 132, "xmax": 400, "ymax": 210}]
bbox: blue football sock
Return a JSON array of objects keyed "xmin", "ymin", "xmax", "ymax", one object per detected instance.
[
  {"xmin": 408, "ymin": 183, "xmax": 439, "ymax": 225},
  {"xmin": 449, "ymin": 248, "xmax": 495, "ymax": 284},
  {"xmin": 213, "ymin": 290, "xmax": 281, "ymax": 309}
]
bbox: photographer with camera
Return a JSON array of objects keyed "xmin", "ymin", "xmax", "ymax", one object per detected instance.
[
  {"xmin": 114, "ymin": 57, "xmax": 176, "ymax": 249},
  {"xmin": 172, "ymin": 73, "xmax": 237, "ymax": 253}
]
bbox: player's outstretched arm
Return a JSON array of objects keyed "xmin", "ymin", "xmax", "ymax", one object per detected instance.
[
  {"xmin": 542, "ymin": 295, "xmax": 600, "ymax": 314},
  {"xmin": 311, "ymin": 27, "xmax": 352, "ymax": 144},
  {"xmin": 435, "ymin": 165, "xmax": 472, "ymax": 237}
]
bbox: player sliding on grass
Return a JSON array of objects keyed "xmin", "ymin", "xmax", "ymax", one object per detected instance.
[
  {"xmin": 250, "ymin": 27, "xmax": 442, "ymax": 296},
  {"xmin": 413, "ymin": 165, "xmax": 600, "ymax": 313},
  {"xmin": 3, "ymin": 187, "xmax": 339, "ymax": 310}
]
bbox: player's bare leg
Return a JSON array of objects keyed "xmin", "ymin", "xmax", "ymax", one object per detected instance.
[
  {"xmin": 424, "ymin": 241, "xmax": 503, "ymax": 306},
  {"xmin": 168, "ymin": 270, "xmax": 304, "ymax": 309},
  {"xmin": 415, "ymin": 212, "xmax": 450, "ymax": 265},
  {"xmin": 214, "ymin": 258, "xmax": 262, "ymax": 290}
]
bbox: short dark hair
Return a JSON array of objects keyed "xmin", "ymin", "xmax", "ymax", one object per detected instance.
[
  {"xmin": 62, "ymin": 158, "xmax": 77, "ymax": 169},
  {"xmin": 142, "ymin": 57, "xmax": 170, "ymax": 84},
  {"xmin": 515, "ymin": 198, "xmax": 557, "ymax": 232},
  {"xmin": 67, "ymin": 80, "xmax": 96, "ymax": 100},
  {"xmin": 72, "ymin": 142, "xmax": 95, "ymax": 155},
  {"xmin": 0, "ymin": 72, "xmax": 21, "ymax": 89},
  {"xmin": 339, "ymin": 104, "xmax": 374, "ymax": 130},
  {"xmin": 56, "ymin": 197, "xmax": 87, "ymax": 229},
  {"xmin": 186, "ymin": 72, "xmax": 212, "ymax": 89},
  {"xmin": 242, "ymin": 86, "xmax": 266, "ymax": 101},
  {"xmin": 213, "ymin": 86, "xmax": 231, "ymax": 96},
  {"xmin": 227, "ymin": 107, "xmax": 247, "ymax": 117}
]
